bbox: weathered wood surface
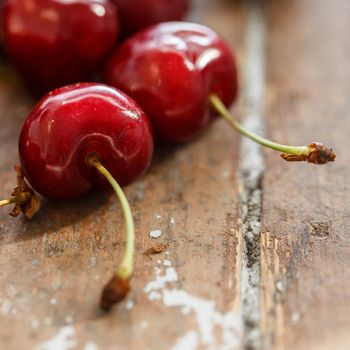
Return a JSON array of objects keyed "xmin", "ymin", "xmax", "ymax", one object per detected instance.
[
  {"xmin": 261, "ymin": 0, "xmax": 350, "ymax": 349},
  {"xmin": 1, "ymin": 0, "xmax": 350, "ymax": 349}
]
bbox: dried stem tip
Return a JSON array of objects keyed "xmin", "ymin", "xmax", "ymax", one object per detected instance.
[
  {"xmin": 100, "ymin": 275, "xmax": 130, "ymax": 312},
  {"xmin": 281, "ymin": 142, "xmax": 336, "ymax": 164},
  {"xmin": 0, "ymin": 165, "xmax": 41, "ymax": 219}
]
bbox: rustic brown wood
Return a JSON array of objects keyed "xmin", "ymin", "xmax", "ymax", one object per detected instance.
[
  {"xmin": 0, "ymin": 1, "xmax": 246, "ymax": 349},
  {"xmin": 261, "ymin": 0, "xmax": 350, "ymax": 349}
]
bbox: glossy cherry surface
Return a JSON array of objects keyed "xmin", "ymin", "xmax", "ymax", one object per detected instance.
[
  {"xmin": 4, "ymin": 0, "xmax": 119, "ymax": 94},
  {"xmin": 105, "ymin": 22, "xmax": 238, "ymax": 142},
  {"xmin": 113, "ymin": 0, "xmax": 188, "ymax": 37},
  {"xmin": 19, "ymin": 83, "xmax": 154, "ymax": 200},
  {"xmin": 0, "ymin": 1, "xmax": 4, "ymax": 48}
]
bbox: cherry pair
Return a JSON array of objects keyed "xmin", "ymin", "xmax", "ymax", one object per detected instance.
[
  {"xmin": 0, "ymin": 21, "xmax": 335, "ymax": 312},
  {"xmin": 1, "ymin": 0, "xmax": 189, "ymax": 94}
]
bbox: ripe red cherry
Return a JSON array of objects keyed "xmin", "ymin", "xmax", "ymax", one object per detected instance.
[
  {"xmin": 113, "ymin": 0, "xmax": 189, "ymax": 37},
  {"xmin": 3, "ymin": 0, "xmax": 119, "ymax": 94},
  {"xmin": 105, "ymin": 21, "xmax": 336, "ymax": 164},
  {"xmin": 105, "ymin": 22, "xmax": 238, "ymax": 142},
  {"xmin": 0, "ymin": 1, "xmax": 4, "ymax": 48},
  {"xmin": 19, "ymin": 83, "xmax": 153, "ymax": 200},
  {"xmin": 1, "ymin": 83, "xmax": 154, "ymax": 310}
]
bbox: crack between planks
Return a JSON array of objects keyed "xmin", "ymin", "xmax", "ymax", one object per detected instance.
[{"xmin": 239, "ymin": 0, "xmax": 266, "ymax": 349}]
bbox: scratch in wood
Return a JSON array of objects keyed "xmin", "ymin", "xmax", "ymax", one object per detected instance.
[{"xmin": 239, "ymin": 0, "xmax": 266, "ymax": 349}]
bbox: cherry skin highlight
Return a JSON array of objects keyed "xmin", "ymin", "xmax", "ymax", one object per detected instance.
[
  {"xmin": 112, "ymin": 0, "xmax": 189, "ymax": 37},
  {"xmin": 19, "ymin": 83, "xmax": 153, "ymax": 200},
  {"xmin": 105, "ymin": 22, "xmax": 238, "ymax": 142},
  {"xmin": 4, "ymin": 0, "xmax": 119, "ymax": 94}
]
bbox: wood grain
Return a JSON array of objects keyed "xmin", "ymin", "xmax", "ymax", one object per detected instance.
[{"xmin": 261, "ymin": 0, "xmax": 350, "ymax": 349}]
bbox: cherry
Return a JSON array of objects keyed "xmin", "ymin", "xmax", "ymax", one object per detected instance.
[
  {"xmin": 1, "ymin": 83, "xmax": 154, "ymax": 310},
  {"xmin": 3, "ymin": 0, "xmax": 119, "ymax": 94},
  {"xmin": 19, "ymin": 82, "xmax": 153, "ymax": 199},
  {"xmin": 105, "ymin": 22, "xmax": 238, "ymax": 142},
  {"xmin": 112, "ymin": 0, "xmax": 189, "ymax": 37},
  {"xmin": 0, "ymin": 1, "xmax": 4, "ymax": 49},
  {"xmin": 106, "ymin": 21, "xmax": 336, "ymax": 163}
]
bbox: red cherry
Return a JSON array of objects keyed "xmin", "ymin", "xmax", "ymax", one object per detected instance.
[
  {"xmin": 19, "ymin": 83, "xmax": 153, "ymax": 200},
  {"xmin": 0, "ymin": 1, "xmax": 4, "ymax": 48},
  {"xmin": 3, "ymin": 0, "xmax": 119, "ymax": 94},
  {"xmin": 112, "ymin": 0, "xmax": 189, "ymax": 37},
  {"xmin": 104, "ymin": 21, "xmax": 336, "ymax": 164},
  {"xmin": 105, "ymin": 22, "xmax": 238, "ymax": 142},
  {"xmin": 0, "ymin": 83, "xmax": 154, "ymax": 310}
]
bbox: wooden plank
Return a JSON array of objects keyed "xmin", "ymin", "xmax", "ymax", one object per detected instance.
[
  {"xmin": 0, "ymin": 1, "xmax": 246, "ymax": 349},
  {"xmin": 261, "ymin": 0, "xmax": 350, "ymax": 349}
]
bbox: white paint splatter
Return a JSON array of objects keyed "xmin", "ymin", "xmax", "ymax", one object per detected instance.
[
  {"xmin": 84, "ymin": 342, "xmax": 98, "ymax": 350},
  {"xmin": 163, "ymin": 290, "xmax": 241, "ymax": 349},
  {"xmin": 50, "ymin": 298, "xmax": 58, "ymax": 305},
  {"xmin": 170, "ymin": 217, "xmax": 175, "ymax": 225},
  {"xmin": 37, "ymin": 326, "xmax": 76, "ymax": 350},
  {"xmin": 156, "ymin": 214, "xmax": 162, "ymax": 219},
  {"xmin": 148, "ymin": 291, "xmax": 162, "ymax": 301},
  {"xmin": 144, "ymin": 267, "xmax": 178, "ymax": 294},
  {"xmin": 163, "ymin": 259, "xmax": 172, "ymax": 267},
  {"xmin": 144, "ymin": 257, "xmax": 242, "ymax": 350},
  {"xmin": 170, "ymin": 331, "xmax": 199, "ymax": 350},
  {"xmin": 0, "ymin": 287, "xmax": 23, "ymax": 317},
  {"xmin": 149, "ymin": 229, "xmax": 163, "ymax": 239},
  {"xmin": 154, "ymin": 267, "xmax": 162, "ymax": 275}
]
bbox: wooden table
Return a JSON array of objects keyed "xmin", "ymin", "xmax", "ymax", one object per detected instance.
[{"xmin": 0, "ymin": 0, "xmax": 349, "ymax": 349}]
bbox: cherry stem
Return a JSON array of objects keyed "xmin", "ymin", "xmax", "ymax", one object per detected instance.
[
  {"xmin": 87, "ymin": 154, "xmax": 134, "ymax": 310},
  {"xmin": 88, "ymin": 155, "xmax": 135, "ymax": 279},
  {"xmin": 0, "ymin": 198, "xmax": 15, "ymax": 207},
  {"xmin": 209, "ymin": 94, "xmax": 336, "ymax": 164}
]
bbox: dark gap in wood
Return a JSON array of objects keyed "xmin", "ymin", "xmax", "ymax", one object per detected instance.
[{"xmin": 239, "ymin": 0, "xmax": 266, "ymax": 349}]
